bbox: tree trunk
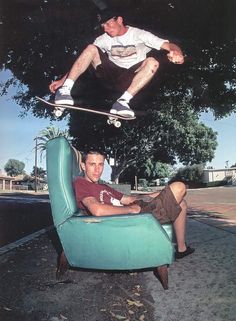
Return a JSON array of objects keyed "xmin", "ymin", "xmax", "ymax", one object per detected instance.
[{"xmin": 111, "ymin": 164, "xmax": 125, "ymax": 183}]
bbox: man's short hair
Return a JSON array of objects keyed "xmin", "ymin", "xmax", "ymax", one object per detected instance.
[{"xmin": 81, "ymin": 149, "xmax": 106, "ymax": 163}]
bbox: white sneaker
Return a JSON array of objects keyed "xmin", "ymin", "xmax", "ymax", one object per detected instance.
[
  {"xmin": 55, "ymin": 86, "xmax": 74, "ymax": 105},
  {"xmin": 110, "ymin": 100, "xmax": 135, "ymax": 117}
]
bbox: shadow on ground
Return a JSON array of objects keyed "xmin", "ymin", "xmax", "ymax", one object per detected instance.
[{"xmin": 188, "ymin": 208, "xmax": 236, "ymax": 234}]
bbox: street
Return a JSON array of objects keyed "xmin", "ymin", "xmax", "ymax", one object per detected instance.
[
  {"xmin": 0, "ymin": 192, "xmax": 52, "ymax": 246},
  {"xmin": 186, "ymin": 186, "xmax": 236, "ymax": 222}
]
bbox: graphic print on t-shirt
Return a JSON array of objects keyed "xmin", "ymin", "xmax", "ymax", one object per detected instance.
[
  {"xmin": 100, "ymin": 190, "xmax": 122, "ymax": 206},
  {"xmin": 111, "ymin": 45, "xmax": 137, "ymax": 58}
]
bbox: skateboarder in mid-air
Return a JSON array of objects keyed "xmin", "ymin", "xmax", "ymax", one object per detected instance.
[{"xmin": 49, "ymin": 8, "xmax": 184, "ymax": 118}]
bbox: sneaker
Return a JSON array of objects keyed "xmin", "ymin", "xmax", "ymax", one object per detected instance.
[
  {"xmin": 55, "ymin": 86, "xmax": 74, "ymax": 105},
  {"xmin": 110, "ymin": 100, "xmax": 135, "ymax": 118},
  {"xmin": 175, "ymin": 246, "xmax": 195, "ymax": 259}
]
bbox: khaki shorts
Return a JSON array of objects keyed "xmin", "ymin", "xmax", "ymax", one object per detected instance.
[{"xmin": 135, "ymin": 185, "xmax": 181, "ymax": 224}]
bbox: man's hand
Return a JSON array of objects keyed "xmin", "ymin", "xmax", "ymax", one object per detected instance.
[
  {"xmin": 49, "ymin": 73, "xmax": 68, "ymax": 93},
  {"xmin": 161, "ymin": 42, "xmax": 185, "ymax": 65},
  {"xmin": 167, "ymin": 50, "xmax": 184, "ymax": 64},
  {"xmin": 121, "ymin": 192, "xmax": 160, "ymax": 206},
  {"xmin": 49, "ymin": 78, "xmax": 64, "ymax": 93},
  {"xmin": 129, "ymin": 204, "xmax": 141, "ymax": 214}
]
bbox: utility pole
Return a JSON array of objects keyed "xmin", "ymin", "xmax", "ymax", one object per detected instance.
[
  {"xmin": 135, "ymin": 175, "xmax": 138, "ymax": 191},
  {"xmin": 34, "ymin": 137, "xmax": 38, "ymax": 193}
]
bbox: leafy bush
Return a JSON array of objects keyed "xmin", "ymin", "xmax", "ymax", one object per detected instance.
[{"xmin": 171, "ymin": 164, "xmax": 204, "ymax": 184}]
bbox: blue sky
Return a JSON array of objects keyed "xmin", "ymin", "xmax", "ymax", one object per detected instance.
[
  {"xmin": 0, "ymin": 70, "xmax": 68, "ymax": 174},
  {"xmin": 200, "ymin": 112, "xmax": 236, "ymax": 168},
  {"xmin": 0, "ymin": 70, "xmax": 236, "ymax": 175}
]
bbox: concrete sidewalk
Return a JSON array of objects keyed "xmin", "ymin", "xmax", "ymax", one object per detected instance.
[
  {"xmin": 0, "ymin": 188, "xmax": 236, "ymax": 321},
  {"xmin": 146, "ymin": 218, "xmax": 236, "ymax": 321}
]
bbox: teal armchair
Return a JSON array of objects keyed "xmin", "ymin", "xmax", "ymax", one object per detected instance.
[{"xmin": 46, "ymin": 137, "xmax": 174, "ymax": 289}]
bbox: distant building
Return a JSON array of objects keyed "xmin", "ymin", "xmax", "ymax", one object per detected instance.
[
  {"xmin": 0, "ymin": 174, "xmax": 47, "ymax": 191},
  {"xmin": 12, "ymin": 176, "xmax": 47, "ymax": 191},
  {"xmin": 0, "ymin": 175, "xmax": 15, "ymax": 190},
  {"xmin": 203, "ymin": 167, "xmax": 236, "ymax": 185}
]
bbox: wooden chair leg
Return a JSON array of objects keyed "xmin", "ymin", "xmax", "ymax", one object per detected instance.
[
  {"xmin": 153, "ymin": 265, "xmax": 169, "ymax": 290},
  {"xmin": 56, "ymin": 250, "xmax": 69, "ymax": 280}
]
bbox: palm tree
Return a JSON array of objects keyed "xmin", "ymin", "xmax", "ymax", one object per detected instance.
[{"xmin": 36, "ymin": 126, "xmax": 71, "ymax": 158}]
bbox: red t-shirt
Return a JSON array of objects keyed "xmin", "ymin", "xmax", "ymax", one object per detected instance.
[{"xmin": 74, "ymin": 177, "xmax": 123, "ymax": 213}]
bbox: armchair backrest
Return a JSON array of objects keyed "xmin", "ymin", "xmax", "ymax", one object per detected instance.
[{"xmin": 46, "ymin": 136, "xmax": 81, "ymax": 227}]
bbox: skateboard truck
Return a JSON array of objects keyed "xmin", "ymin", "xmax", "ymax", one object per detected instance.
[
  {"xmin": 107, "ymin": 116, "xmax": 121, "ymax": 128},
  {"xmin": 54, "ymin": 107, "xmax": 65, "ymax": 117}
]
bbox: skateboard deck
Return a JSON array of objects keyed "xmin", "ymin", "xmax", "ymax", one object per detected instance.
[{"xmin": 36, "ymin": 96, "xmax": 136, "ymax": 128}]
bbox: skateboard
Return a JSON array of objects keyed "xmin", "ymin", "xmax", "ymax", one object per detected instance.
[{"xmin": 36, "ymin": 96, "xmax": 136, "ymax": 128}]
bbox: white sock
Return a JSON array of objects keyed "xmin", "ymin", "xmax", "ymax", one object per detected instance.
[
  {"xmin": 118, "ymin": 91, "xmax": 133, "ymax": 103},
  {"xmin": 63, "ymin": 78, "xmax": 74, "ymax": 90}
]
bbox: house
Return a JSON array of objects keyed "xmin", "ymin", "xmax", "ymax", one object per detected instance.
[
  {"xmin": 0, "ymin": 175, "xmax": 15, "ymax": 190},
  {"xmin": 12, "ymin": 175, "xmax": 30, "ymax": 190},
  {"xmin": 13, "ymin": 176, "xmax": 48, "ymax": 191},
  {"xmin": 203, "ymin": 167, "xmax": 236, "ymax": 186}
]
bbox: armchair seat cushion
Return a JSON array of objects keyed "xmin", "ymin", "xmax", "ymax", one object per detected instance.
[{"xmin": 57, "ymin": 213, "xmax": 173, "ymax": 270}]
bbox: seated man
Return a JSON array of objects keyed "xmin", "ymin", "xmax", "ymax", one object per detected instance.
[
  {"xmin": 74, "ymin": 149, "xmax": 195, "ymax": 259},
  {"xmin": 49, "ymin": 8, "xmax": 184, "ymax": 117}
]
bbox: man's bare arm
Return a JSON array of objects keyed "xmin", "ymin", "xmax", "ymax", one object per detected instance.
[
  {"xmin": 120, "ymin": 191, "xmax": 160, "ymax": 205},
  {"xmin": 82, "ymin": 196, "xmax": 141, "ymax": 216},
  {"xmin": 161, "ymin": 42, "xmax": 184, "ymax": 64}
]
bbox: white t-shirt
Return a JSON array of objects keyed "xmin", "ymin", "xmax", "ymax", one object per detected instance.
[{"xmin": 93, "ymin": 26, "xmax": 168, "ymax": 69}]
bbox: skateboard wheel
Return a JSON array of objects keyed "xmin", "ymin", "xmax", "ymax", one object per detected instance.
[
  {"xmin": 107, "ymin": 119, "xmax": 112, "ymax": 125},
  {"xmin": 115, "ymin": 121, "xmax": 121, "ymax": 128},
  {"xmin": 54, "ymin": 109, "xmax": 63, "ymax": 117}
]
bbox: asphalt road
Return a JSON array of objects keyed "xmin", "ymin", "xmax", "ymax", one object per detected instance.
[
  {"xmin": 186, "ymin": 185, "xmax": 236, "ymax": 221},
  {"xmin": 0, "ymin": 192, "xmax": 52, "ymax": 246}
]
